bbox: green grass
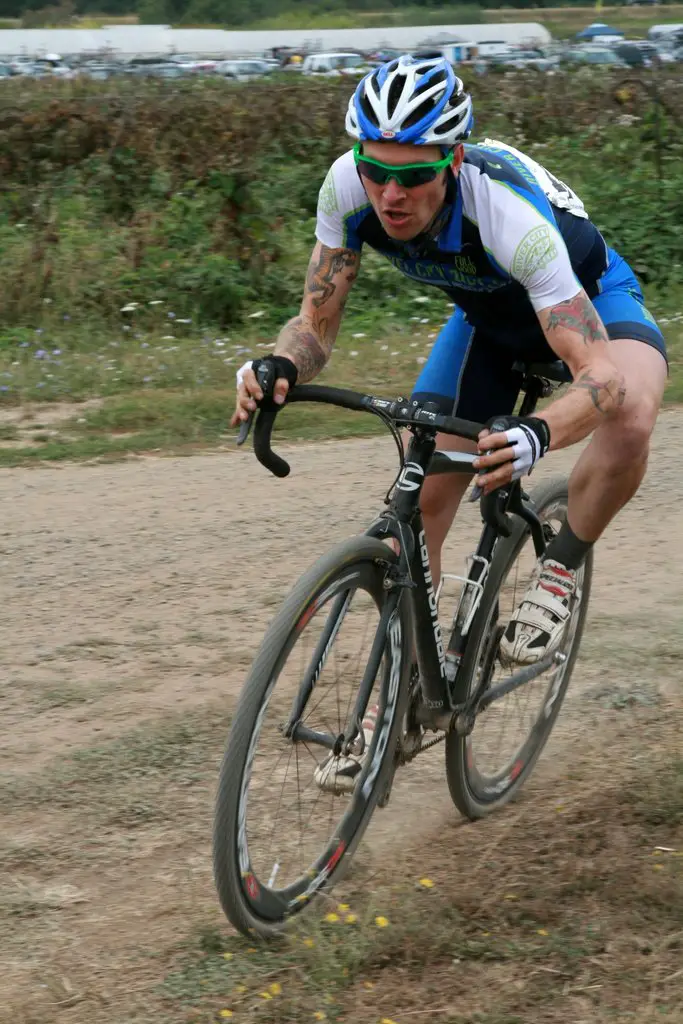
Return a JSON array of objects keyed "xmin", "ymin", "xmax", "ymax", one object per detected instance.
[
  {"xmin": 222, "ymin": 3, "xmax": 683, "ymax": 36},
  {"xmin": 0, "ymin": 290, "xmax": 681, "ymax": 466}
]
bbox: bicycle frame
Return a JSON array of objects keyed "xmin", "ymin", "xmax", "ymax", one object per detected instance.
[
  {"xmin": 365, "ymin": 425, "xmax": 557, "ymax": 731},
  {"xmin": 242, "ymin": 360, "xmax": 572, "ymax": 744}
]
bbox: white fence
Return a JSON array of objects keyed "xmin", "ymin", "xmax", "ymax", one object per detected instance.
[{"xmin": 0, "ymin": 22, "xmax": 552, "ymax": 59}]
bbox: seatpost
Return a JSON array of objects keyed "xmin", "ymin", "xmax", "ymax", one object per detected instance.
[{"xmin": 519, "ymin": 375, "xmax": 545, "ymax": 416}]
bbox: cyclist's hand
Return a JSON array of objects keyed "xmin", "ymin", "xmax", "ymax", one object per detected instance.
[
  {"xmin": 473, "ymin": 425, "xmax": 515, "ymax": 493},
  {"xmin": 473, "ymin": 415, "xmax": 551, "ymax": 495},
  {"xmin": 231, "ymin": 356, "xmax": 298, "ymax": 428}
]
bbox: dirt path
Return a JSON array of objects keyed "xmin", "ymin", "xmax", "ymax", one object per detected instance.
[{"xmin": 1, "ymin": 413, "xmax": 682, "ymax": 1022}]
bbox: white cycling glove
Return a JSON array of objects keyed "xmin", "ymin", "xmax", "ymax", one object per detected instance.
[{"xmin": 471, "ymin": 415, "xmax": 551, "ymax": 501}]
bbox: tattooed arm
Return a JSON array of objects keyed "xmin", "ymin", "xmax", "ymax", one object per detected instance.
[
  {"xmin": 533, "ymin": 288, "xmax": 626, "ymax": 449},
  {"xmin": 231, "ymin": 241, "xmax": 359, "ymax": 426},
  {"xmin": 274, "ymin": 241, "xmax": 360, "ymax": 383}
]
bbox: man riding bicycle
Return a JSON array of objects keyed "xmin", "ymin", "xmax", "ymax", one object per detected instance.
[{"xmin": 233, "ymin": 56, "xmax": 666, "ymax": 789}]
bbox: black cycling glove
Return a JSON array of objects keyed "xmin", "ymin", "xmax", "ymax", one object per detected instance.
[{"xmin": 237, "ymin": 355, "xmax": 298, "ymax": 402}]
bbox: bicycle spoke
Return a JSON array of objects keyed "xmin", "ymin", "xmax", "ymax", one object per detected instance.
[
  {"xmin": 240, "ymin": 575, "xmax": 386, "ymax": 892},
  {"xmin": 467, "ymin": 509, "xmax": 572, "ymax": 780}
]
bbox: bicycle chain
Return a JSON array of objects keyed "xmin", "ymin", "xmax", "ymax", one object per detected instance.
[
  {"xmin": 418, "ymin": 731, "xmax": 447, "ymax": 753},
  {"xmin": 400, "ymin": 730, "xmax": 446, "ymax": 764}
]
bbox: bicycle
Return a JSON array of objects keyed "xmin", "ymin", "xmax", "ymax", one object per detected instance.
[{"xmin": 214, "ymin": 359, "xmax": 592, "ymax": 938}]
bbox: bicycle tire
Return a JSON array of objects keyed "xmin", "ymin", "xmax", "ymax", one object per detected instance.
[
  {"xmin": 213, "ymin": 535, "xmax": 411, "ymax": 938},
  {"xmin": 445, "ymin": 476, "xmax": 593, "ymax": 820}
]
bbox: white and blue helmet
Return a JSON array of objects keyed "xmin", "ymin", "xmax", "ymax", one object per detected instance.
[{"xmin": 346, "ymin": 55, "xmax": 473, "ymax": 147}]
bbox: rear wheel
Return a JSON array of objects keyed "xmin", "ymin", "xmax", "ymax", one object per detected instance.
[
  {"xmin": 213, "ymin": 536, "xmax": 411, "ymax": 937},
  {"xmin": 445, "ymin": 477, "xmax": 592, "ymax": 819}
]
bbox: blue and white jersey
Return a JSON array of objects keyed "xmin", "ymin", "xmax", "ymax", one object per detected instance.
[{"xmin": 315, "ymin": 138, "xmax": 610, "ymax": 338}]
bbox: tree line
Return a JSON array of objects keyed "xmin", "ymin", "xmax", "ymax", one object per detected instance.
[{"xmin": 2, "ymin": 0, "xmax": 612, "ymax": 30}]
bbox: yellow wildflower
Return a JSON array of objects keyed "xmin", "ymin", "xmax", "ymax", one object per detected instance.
[
  {"xmin": 418, "ymin": 878, "xmax": 434, "ymax": 888},
  {"xmin": 537, "ymin": 929, "xmax": 549, "ymax": 936},
  {"xmin": 345, "ymin": 913, "xmax": 358, "ymax": 924},
  {"xmin": 235, "ymin": 985, "xmax": 247, "ymax": 994},
  {"xmin": 260, "ymin": 991, "xmax": 273, "ymax": 1001},
  {"xmin": 337, "ymin": 902, "xmax": 350, "ymax": 911},
  {"xmin": 375, "ymin": 915, "xmax": 389, "ymax": 928},
  {"xmin": 381, "ymin": 1018, "xmax": 400, "ymax": 1024},
  {"xmin": 313, "ymin": 1014, "xmax": 327, "ymax": 1022},
  {"xmin": 222, "ymin": 953, "xmax": 234, "ymax": 961},
  {"xmin": 269, "ymin": 982, "xmax": 282, "ymax": 996},
  {"xmin": 302, "ymin": 937, "xmax": 315, "ymax": 948},
  {"xmin": 324, "ymin": 912, "xmax": 340, "ymax": 923},
  {"xmin": 219, "ymin": 1012, "xmax": 234, "ymax": 1020}
]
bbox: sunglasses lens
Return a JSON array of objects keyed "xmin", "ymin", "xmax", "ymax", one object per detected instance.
[
  {"xmin": 401, "ymin": 167, "xmax": 439, "ymax": 187},
  {"xmin": 357, "ymin": 160, "xmax": 439, "ymax": 188},
  {"xmin": 356, "ymin": 159, "xmax": 390, "ymax": 185}
]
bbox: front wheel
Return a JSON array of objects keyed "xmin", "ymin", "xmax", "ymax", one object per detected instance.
[
  {"xmin": 445, "ymin": 476, "xmax": 592, "ymax": 820},
  {"xmin": 213, "ymin": 536, "xmax": 411, "ymax": 938}
]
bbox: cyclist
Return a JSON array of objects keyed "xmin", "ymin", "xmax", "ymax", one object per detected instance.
[{"xmin": 233, "ymin": 55, "xmax": 666, "ymax": 790}]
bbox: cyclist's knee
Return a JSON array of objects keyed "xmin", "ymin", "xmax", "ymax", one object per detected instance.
[{"xmin": 600, "ymin": 389, "xmax": 658, "ymax": 468}]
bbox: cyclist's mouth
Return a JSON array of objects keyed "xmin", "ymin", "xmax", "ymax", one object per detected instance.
[{"xmin": 383, "ymin": 209, "xmax": 411, "ymax": 228}]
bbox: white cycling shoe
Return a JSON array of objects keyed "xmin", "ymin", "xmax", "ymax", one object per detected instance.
[
  {"xmin": 313, "ymin": 705, "xmax": 378, "ymax": 795},
  {"xmin": 499, "ymin": 559, "xmax": 577, "ymax": 666}
]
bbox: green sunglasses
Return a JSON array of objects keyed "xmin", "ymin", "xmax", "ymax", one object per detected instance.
[{"xmin": 353, "ymin": 143, "xmax": 453, "ymax": 188}]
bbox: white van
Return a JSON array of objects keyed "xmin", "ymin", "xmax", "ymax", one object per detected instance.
[{"xmin": 302, "ymin": 52, "xmax": 369, "ymax": 76}]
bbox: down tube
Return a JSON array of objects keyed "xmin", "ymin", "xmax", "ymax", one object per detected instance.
[{"xmin": 410, "ymin": 511, "xmax": 451, "ymax": 712}]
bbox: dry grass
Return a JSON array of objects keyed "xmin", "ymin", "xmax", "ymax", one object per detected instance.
[
  {"xmin": 0, "ymin": 432, "xmax": 681, "ymax": 1023},
  {"xmin": 0, "ymin": 691, "xmax": 680, "ymax": 1023}
]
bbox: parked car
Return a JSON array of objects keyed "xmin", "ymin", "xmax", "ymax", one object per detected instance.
[
  {"xmin": 489, "ymin": 48, "xmax": 559, "ymax": 71},
  {"xmin": 301, "ymin": 52, "xmax": 370, "ymax": 76},
  {"xmin": 171, "ymin": 55, "xmax": 218, "ymax": 74},
  {"xmin": 77, "ymin": 62, "xmax": 119, "ymax": 80},
  {"xmin": 563, "ymin": 46, "xmax": 629, "ymax": 67},
  {"xmin": 614, "ymin": 41, "xmax": 660, "ymax": 66},
  {"xmin": 215, "ymin": 59, "xmax": 273, "ymax": 80}
]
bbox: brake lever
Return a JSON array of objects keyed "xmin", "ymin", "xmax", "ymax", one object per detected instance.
[
  {"xmin": 236, "ymin": 412, "xmax": 255, "ymax": 446},
  {"xmin": 236, "ymin": 361, "xmax": 277, "ymax": 447},
  {"xmin": 469, "ymin": 417, "xmax": 509, "ymax": 504}
]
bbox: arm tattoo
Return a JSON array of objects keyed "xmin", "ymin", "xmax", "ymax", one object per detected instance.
[
  {"xmin": 569, "ymin": 370, "xmax": 626, "ymax": 415},
  {"xmin": 275, "ymin": 315, "xmax": 332, "ymax": 383},
  {"xmin": 546, "ymin": 293, "xmax": 608, "ymax": 346},
  {"xmin": 273, "ymin": 245, "xmax": 358, "ymax": 383},
  {"xmin": 306, "ymin": 245, "xmax": 358, "ymax": 309}
]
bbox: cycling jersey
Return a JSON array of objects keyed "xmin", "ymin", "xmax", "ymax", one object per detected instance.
[
  {"xmin": 315, "ymin": 138, "xmax": 660, "ymax": 347},
  {"xmin": 315, "ymin": 137, "xmax": 665, "ymax": 422}
]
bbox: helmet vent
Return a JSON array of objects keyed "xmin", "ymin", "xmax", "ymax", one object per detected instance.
[
  {"xmin": 359, "ymin": 90, "xmax": 378, "ymax": 125},
  {"xmin": 433, "ymin": 112, "xmax": 461, "ymax": 136},
  {"xmin": 413, "ymin": 68, "xmax": 447, "ymax": 97},
  {"xmin": 386, "ymin": 73, "xmax": 407, "ymax": 119},
  {"xmin": 403, "ymin": 98, "xmax": 437, "ymax": 129}
]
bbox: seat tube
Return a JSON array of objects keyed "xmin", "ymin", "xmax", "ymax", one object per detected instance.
[{"xmin": 389, "ymin": 430, "xmax": 436, "ymax": 521}]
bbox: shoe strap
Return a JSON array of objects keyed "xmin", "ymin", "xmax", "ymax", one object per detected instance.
[{"xmin": 513, "ymin": 587, "xmax": 572, "ymax": 626}]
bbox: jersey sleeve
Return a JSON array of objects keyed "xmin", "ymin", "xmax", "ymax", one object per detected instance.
[
  {"xmin": 465, "ymin": 170, "xmax": 582, "ymax": 312},
  {"xmin": 315, "ymin": 149, "xmax": 371, "ymax": 252}
]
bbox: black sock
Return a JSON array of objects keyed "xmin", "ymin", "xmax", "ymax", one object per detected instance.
[{"xmin": 543, "ymin": 520, "xmax": 594, "ymax": 571}]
